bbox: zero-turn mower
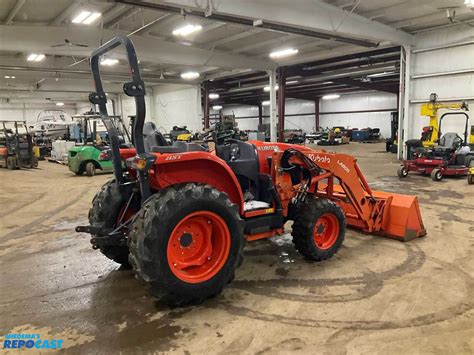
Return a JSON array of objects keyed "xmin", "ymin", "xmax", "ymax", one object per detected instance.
[
  {"xmin": 398, "ymin": 112, "xmax": 473, "ymax": 181},
  {"xmin": 77, "ymin": 36, "xmax": 426, "ymax": 306}
]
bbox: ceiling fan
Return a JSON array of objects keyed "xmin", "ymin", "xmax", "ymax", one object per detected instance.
[{"xmin": 51, "ymin": 39, "xmax": 88, "ymax": 48}]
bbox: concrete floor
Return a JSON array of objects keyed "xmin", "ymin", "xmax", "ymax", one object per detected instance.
[{"xmin": 0, "ymin": 142, "xmax": 473, "ymax": 354}]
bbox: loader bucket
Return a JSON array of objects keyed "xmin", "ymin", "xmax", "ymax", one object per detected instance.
[{"xmin": 371, "ymin": 190, "xmax": 426, "ymax": 241}]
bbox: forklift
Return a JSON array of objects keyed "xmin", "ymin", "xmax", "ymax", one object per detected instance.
[{"xmin": 0, "ymin": 121, "xmax": 38, "ymax": 169}]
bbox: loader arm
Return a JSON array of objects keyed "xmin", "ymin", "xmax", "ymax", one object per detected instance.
[{"xmin": 274, "ymin": 149, "xmax": 426, "ymax": 241}]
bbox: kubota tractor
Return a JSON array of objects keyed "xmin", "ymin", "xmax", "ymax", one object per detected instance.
[{"xmin": 77, "ymin": 37, "xmax": 426, "ymax": 306}]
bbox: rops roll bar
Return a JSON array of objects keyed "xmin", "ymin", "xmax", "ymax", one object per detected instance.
[
  {"xmin": 89, "ymin": 35, "xmax": 150, "ymax": 199},
  {"xmin": 438, "ymin": 112, "xmax": 469, "ymax": 145}
]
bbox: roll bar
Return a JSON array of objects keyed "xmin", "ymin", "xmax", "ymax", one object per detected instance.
[
  {"xmin": 438, "ymin": 112, "xmax": 469, "ymax": 144},
  {"xmin": 89, "ymin": 35, "xmax": 150, "ymax": 199}
]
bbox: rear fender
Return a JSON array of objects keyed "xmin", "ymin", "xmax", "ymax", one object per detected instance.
[{"xmin": 149, "ymin": 152, "xmax": 245, "ymax": 214}]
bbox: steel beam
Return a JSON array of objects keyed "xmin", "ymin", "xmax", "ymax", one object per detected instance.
[
  {"xmin": 4, "ymin": 0, "xmax": 26, "ymax": 25},
  {"xmin": 268, "ymin": 69, "xmax": 277, "ymax": 142},
  {"xmin": 277, "ymin": 67, "xmax": 286, "ymax": 142},
  {"xmin": 139, "ymin": 0, "xmax": 413, "ymax": 44},
  {"xmin": 203, "ymin": 81, "xmax": 210, "ymax": 129}
]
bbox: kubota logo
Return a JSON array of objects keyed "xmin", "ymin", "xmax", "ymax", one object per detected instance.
[
  {"xmin": 337, "ymin": 160, "xmax": 350, "ymax": 173},
  {"xmin": 307, "ymin": 153, "xmax": 331, "ymax": 164}
]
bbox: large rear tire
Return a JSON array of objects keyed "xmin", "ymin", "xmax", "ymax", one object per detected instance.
[
  {"xmin": 292, "ymin": 198, "xmax": 346, "ymax": 261},
  {"xmin": 129, "ymin": 183, "xmax": 244, "ymax": 306},
  {"xmin": 88, "ymin": 180, "xmax": 136, "ymax": 266}
]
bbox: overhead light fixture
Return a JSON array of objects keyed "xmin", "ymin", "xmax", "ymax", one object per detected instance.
[
  {"xmin": 464, "ymin": 0, "xmax": 474, "ymax": 8},
  {"xmin": 269, "ymin": 48, "xmax": 299, "ymax": 59},
  {"xmin": 262, "ymin": 100, "xmax": 270, "ymax": 106},
  {"xmin": 172, "ymin": 24, "xmax": 203, "ymax": 36},
  {"xmin": 263, "ymin": 85, "xmax": 279, "ymax": 92},
  {"xmin": 100, "ymin": 58, "xmax": 119, "ymax": 66},
  {"xmin": 367, "ymin": 71, "xmax": 396, "ymax": 78},
  {"xmin": 4, "ymin": 75, "xmax": 15, "ymax": 79},
  {"xmin": 286, "ymin": 80, "xmax": 298, "ymax": 84},
  {"xmin": 209, "ymin": 93, "xmax": 219, "ymax": 99},
  {"xmin": 56, "ymin": 102, "xmax": 64, "ymax": 106},
  {"xmin": 322, "ymin": 94, "xmax": 340, "ymax": 100},
  {"xmin": 212, "ymin": 105, "xmax": 223, "ymax": 110},
  {"xmin": 72, "ymin": 11, "xmax": 101, "ymax": 24},
  {"xmin": 181, "ymin": 71, "xmax": 200, "ymax": 80},
  {"xmin": 27, "ymin": 54, "xmax": 45, "ymax": 62}
]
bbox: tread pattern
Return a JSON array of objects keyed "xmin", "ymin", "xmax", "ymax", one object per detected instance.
[
  {"xmin": 88, "ymin": 180, "xmax": 132, "ymax": 266},
  {"xmin": 128, "ymin": 183, "xmax": 244, "ymax": 306},
  {"xmin": 291, "ymin": 198, "xmax": 346, "ymax": 261}
]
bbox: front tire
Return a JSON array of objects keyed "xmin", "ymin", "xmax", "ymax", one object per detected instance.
[
  {"xmin": 88, "ymin": 180, "xmax": 136, "ymax": 266},
  {"xmin": 7, "ymin": 156, "xmax": 16, "ymax": 170},
  {"xmin": 431, "ymin": 168, "xmax": 443, "ymax": 181},
  {"xmin": 292, "ymin": 198, "xmax": 346, "ymax": 261},
  {"xmin": 468, "ymin": 175, "xmax": 473, "ymax": 185},
  {"xmin": 86, "ymin": 162, "xmax": 96, "ymax": 176},
  {"xmin": 397, "ymin": 166, "xmax": 408, "ymax": 178},
  {"xmin": 129, "ymin": 183, "xmax": 244, "ymax": 306}
]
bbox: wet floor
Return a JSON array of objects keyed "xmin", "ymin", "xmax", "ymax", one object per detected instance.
[{"xmin": 0, "ymin": 143, "xmax": 473, "ymax": 354}]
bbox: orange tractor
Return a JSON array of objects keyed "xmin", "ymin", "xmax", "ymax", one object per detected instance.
[{"xmin": 77, "ymin": 37, "xmax": 426, "ymax": 306}]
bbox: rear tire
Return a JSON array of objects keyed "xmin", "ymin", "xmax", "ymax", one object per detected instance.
[
  {"xmin": 88, "ymin": 179, "xmax": 136, "ymax": 266},
  {"xmin": 128, "ymin": 183, "xmax": 244, "ymax": 306},
  {"xmin": 86, "ymin": 162, "xmax": 96, "ymax": 176},
  {"xmin": 468, "ymin": 175, "xmax": 473, "ymax": 185},
  {"xmin": 397, "ymin": 166, "xmax": 408, "ymax": 178},
  {"xmin": 431, "ymin": 168, "xmax": 443, "ymax": 181},
  {"xmin": 292, "ymin": 198, "xmax": 346, "ymax": 261},
  {"xmin": 6, "ymin": 156, "xmax": 16, "ymax": 170}
]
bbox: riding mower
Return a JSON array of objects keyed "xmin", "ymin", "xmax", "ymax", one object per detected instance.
[
  {"xmin": 0, "ymin": 121, "xmax": 38, "ymax": 169},
  {"xmin": 398, "ymin": 112, "xmax": 473, "ymax": 181},
  {"xmin": 404, "ymin": 93, "xmax": 468, "ymax": 159},
  {"xmin": 77, "ymin": 36, "xmax": 426, "ymax": 306}
]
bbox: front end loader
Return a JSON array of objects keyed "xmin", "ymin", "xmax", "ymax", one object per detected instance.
[{"xmin": 77, "ymin": 36, "xmax": 426, "ymax": 306}]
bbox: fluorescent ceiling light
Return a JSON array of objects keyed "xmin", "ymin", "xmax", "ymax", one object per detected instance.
[
  {"xmin": 322, "ymin": 94, "xmax": 340, "ymax": 100},
  {"xmin": 212, "ymin": 105, "xmax": 223, "ymax": 110},
  {"xmin": 269, "ymin": 48, "xmax": 299, "ymax": 59},
  {"xmin": 209, "ymin": 93, "xmax": 219, "ymax": 99},
  {"xmin": 367, "ymin": 71, "xmax": 396, "ymax": 78},
  {"xmin": 56, "ymin": 102, "xmax": 64, "ymax": 106},
  {"xmin": 100, "ymin": 58, "xmax": 119, "ymax": 66},
  {"xmin": 82, "ymin": 12, "xmax": 101, "ymax": 25},
  {"xmin": 4, "ymin": 75, "xmax": 15, "ymax": 79},
  {"xmin": 173, "ymin": 24, "xmax": 203, "ymax": 36},
  {"xmin": 27, "ymin": 54, "xmax": 45, "ymax": 62},
  {"xmin": 72, "ymin": 11, "xmax": 101, "ymax": 24},
  {"xmin": 262, "ymin": 100, "xmax": 270, "ymax": 106},
  {"xmin": 181, "ymin": 71, "xmax": 200, "ymax": 80},
  {"xmin": 286, "ymin": 80, "xmax": 298, "ymax": 84},
  {"xmin": 263, "ymin": 85, "xmax": 279, "ymax": 92}
]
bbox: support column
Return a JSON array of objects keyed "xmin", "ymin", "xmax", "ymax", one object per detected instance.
[
  {"xmin": 268, "ymin": 69, "xmax": 277, "ymax": 142},
  {"xmin": 399, "ymin": 45, "xmax": 411, "ymax": 160},
  {"xmin": 203, "ymin": 81, "xmax": 210, "ymax": 129},
  {"xmin": 277, "ymin": 67, "xmax": 286, "ymax": 142},
  {"xmin": 258, "ymin": 104, "xmax": 263, "ymax": 128},
  {"xmin": 314, "ymin": 97, "xmax": 320, "ymax": 131}
]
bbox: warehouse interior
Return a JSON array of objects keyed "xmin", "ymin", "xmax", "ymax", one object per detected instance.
[{"xmin": 0, "ymin": 0, "xmax": 473, "ymax": 353}]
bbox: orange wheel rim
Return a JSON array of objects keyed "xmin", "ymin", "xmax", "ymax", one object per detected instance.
[
  {"xmin": 167, "ymin": 211, "xmax": 231, "ymax": 283},
  {"xmin": 313, "ymin": 213, "xmax": 339, "ymax": 250}
]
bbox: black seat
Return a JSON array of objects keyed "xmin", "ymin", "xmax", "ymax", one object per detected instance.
[
  {"xmin": 143, "ymin": 122, "xmax": 169, "ymax": 152},
  {"xmin": 151, "ymin": 141, "xmax": 206, "ymax": 153},
  {"xmin": 216, "ymin": 140, "xmax": 262, "ymax": 200}
]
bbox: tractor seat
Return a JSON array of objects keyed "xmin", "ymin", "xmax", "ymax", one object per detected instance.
[
  {"xmin": 143, "ymin": 121, "xmax": 169, "ymax": 152},
  {"xmin": 151, "ymin": 141, "xmax": 206, "ymax": 153}
]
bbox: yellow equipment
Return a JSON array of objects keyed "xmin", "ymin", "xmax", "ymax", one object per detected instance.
[
  {"xmin": 468, "ymin": 158, "xmax": 474, "ymax": 185},
  {"xmin": 176, "ymin": 133, "xmax": 193, "ymax": 142},
  {"xmin": 419, "ymin": 93, "xmax": 468, "ymax": 148}
]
